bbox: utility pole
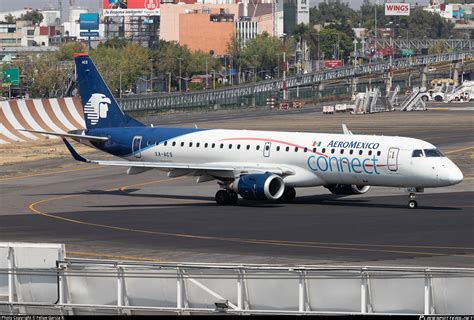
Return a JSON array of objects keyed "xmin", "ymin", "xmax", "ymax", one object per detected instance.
[
  {"xmin": 205, "ymin": 59, "xmax": 208, "ymax": 89},
  {"xmin": 283, "ymin": 51, "xmax": 287, "ymax": 100},
  {"xmin": 119, "ymin": 70, "xmax": 122, "ymax": 98},
  {"xmin": 374, "ymin": 0, "xmax": 378, "ymax": 47},
  {"xmin": 178, "ymin": 57, "xmax": 183, "ymax": 92}
]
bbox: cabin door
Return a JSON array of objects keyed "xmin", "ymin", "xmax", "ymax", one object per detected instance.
[
  {"xmin": 132, "ymin": 136, "xmax": 142, "ymax": 158},
  {"xmin": 387, "ymin": 147, "xmax": 399, "ymax": 171}
]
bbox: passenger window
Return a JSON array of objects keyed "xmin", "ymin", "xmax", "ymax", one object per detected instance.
[
  {"xmin": 349, "ymin": 150, "xmax": 353, "ymax": 155},
  {"xmin": 412, "ymin": 149, "xmax": 423, "ymax": 157},
  {"xmin": 265, "ymin": 145, "xmax": 270, "ymax": 151},
  {"xmin": 424, "ymin": 149, "xmax": 444, "ymax": 157},
  {"xmin": 286, "ymin": 146, "xmax": 290, "ymax": 152},
  {"xmin": 359, "ymin": 150, "xmax": 363, "ymax": 155},
  {"xmin": 220, "ymin": 144, "xmax": 224, "ymax": 149},
  {"xmin": 304, "ymin": 147, "xmax": 307, "ymax": 153},
  {"xmin": 237, "ymin": 144, "xmax": 241, "ymax": 149},
  {"xmin": 204, "ymin": 143, "xmax": 208, "ymax": 148},
  {"xmin": 368, "ymin": 150, "xmax": 372, "ymax": 156},
  {"xmin": 181, "ymin": 142, "xmax": 184, "ymax": 147},
  {"xmin": 276, "ymin": 146, "xmax": 280, "ymax": 151},
  {"xmin": 256, "ymin": 145, "xmax": 260, "ymax": 150},
  {"xmin": 246, "ymin": 145, "xmax": 250, "ymax": 150},
  {"xmin": 340, "ymin": 149, "xmax": 344, "ymax": 154},
  {"xmin": 295, "ymin": 147, "xmax": 298, "ymax": 152},
  {"xmin": 331, "ymin": 149, "xmax": 335, "ymax": 154},
  {"xmin": 377, "ymin": 151, "xmax": 381, "ymax": 156},
  {"xmin": 172, "ymin": 141, "xmax": 176, "ymax": 147},
  {"xmin": 164, "ymin": 141, "xmax": 168, "ymax": 146},
  {"xmin": 196, "ymin": 142, "xmax": 200, "ymax": 148},
  {"xmin": 229, "ymin": 144, "xmax": 232, "ymax": 149},
  {"xmin": 322, "ymin": 148, "xmax": 326, "ymax": 153},
  {"xmin": 189, "ymin": 142, "xmax": 193, "ymax": 147},
  {"xmin": 313, "ymin": 148, "xmax": 316, "ymax": 153},
  {"xmin": 212, "ymin": 143, "xmax": 216, "ymax": 148}
]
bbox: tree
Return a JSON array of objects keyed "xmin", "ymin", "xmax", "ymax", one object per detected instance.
[
  {"xmin": 55, "ymin": 42, "xmax": 87, "ymax": 61},
  {"xmin": 188, "ymin": 51, "xmax": 220, "ymax": 75},
  {"xmin": 309, "ymin": 0, "xmax": 356, "ymax": 26},
  {"xmin": 4, "ymin": 14, "xmax": 16, "ymax": 23},
  {"xmin": 316, "ymin": 28, "xmax": 352, "ymax": 60},
  {"xmin": 98, "ymin": 38, "xmax": 128, "ymax": 49},
  {"xmin": 240, "ymin": 32, "xmax": 283, "ymax": 78},
  {"xmin": 428, "ymin": 39, "xmax": 451, "ymax": 54},
  {"xmin": 19, "ymin": 10, "xmax": 43, "ymax": 25},
  {"xmin": 91, "ymin": 43, "xmax": 151, "ymax": 95}
]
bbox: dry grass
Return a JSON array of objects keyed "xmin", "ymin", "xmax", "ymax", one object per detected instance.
[{"xmin": 0, "ymin": 137, "xmax": 96, "ymax": 166}]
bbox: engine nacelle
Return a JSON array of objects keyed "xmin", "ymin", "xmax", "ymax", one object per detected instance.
[
  {"xmin": 325, "ymin": 184, "xmax": 371, "ymax": 195},
  {"xmin": 231, "ymin": 173, "xmax": 285, "ymax": 200}
]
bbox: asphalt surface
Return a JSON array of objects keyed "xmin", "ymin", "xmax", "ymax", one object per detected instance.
[{"xmin": 0, "ymin": 107, "xmax": 473, "ymax": 267}]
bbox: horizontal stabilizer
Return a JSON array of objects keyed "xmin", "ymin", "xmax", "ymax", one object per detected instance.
[{"xmin": 17, "ymin": 129, "xmax": 109, "ymax": 142}]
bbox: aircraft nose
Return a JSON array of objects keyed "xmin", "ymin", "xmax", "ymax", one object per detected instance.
[{"xmin": 449, "ymin": 165, "xmax": 464, "ymax": 185}]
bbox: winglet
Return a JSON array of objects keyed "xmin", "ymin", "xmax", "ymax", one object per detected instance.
[
  {"xmin": 342, "ymin": 124, "xmax": 353, "ymax": 135},
  {"xmin": 62, "ymin": 137, "xmax": 89, "ymax": 163}
]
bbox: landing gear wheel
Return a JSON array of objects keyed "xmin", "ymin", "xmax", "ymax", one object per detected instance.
[
  {"xmin": 229, "ymin": 192, "xmax": 238, "ymax": 205},
  {"xmin": 408, "ymin": 200, "xmax": 418, "ymax": 209},
  {"xmin": 215, "ymin": 190, "xmax": 231, "ymax": 205},
  {"xmin": 280, "ymin": 187, "xmax": 296, "ymax": 202}
]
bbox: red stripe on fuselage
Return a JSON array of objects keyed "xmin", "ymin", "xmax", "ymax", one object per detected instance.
[{"xmin": 220, "ymin": 137, "xmax": 389, "ymax": 167}]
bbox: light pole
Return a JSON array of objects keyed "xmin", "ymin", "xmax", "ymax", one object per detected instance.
[
  {"xmin": 169, "ymin": 72, "xmax": 172, "ymax": 94},
  {"xmin": 205, "ymin": 59, "xmax": 208, "ymax": 89},
  {"xmin": 119, "ymin": 70, "xmax": 122, "ymax": 98},
  {"xmin": 178, "ymin": 57, "xmax": 183, "ymax": 92}
]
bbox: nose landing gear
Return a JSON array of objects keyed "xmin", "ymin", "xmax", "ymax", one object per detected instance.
[{"xmin": 407, "ymin": 187, "xmax": 423, "ymax": 209}]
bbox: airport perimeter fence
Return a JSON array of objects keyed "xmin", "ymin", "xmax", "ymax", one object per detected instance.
[{"xmin": 0, "ymin": 243, "xmax": 473, "ymax": 315}]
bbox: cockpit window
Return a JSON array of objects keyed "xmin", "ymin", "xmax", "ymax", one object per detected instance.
[
  {"xmin": 412, "ymin": 149, "xmax": 424, "ymax": 157},
  {"xmin": 424, "ymin": 149, "xmax": 444, "ymax": 157}
]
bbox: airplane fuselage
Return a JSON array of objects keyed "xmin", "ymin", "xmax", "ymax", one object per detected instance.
[{"xmin": 82, "ymin": 127, "xmax": 463, "ymax": 189}]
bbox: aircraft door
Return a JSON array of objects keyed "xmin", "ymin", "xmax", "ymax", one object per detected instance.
[
  {"xmin": 387, "ymin": 147, "xmax": 399, "ymax": 171},
  {"xmin": 132, "ymin": 136, "xmax": 142, "ymax": 158},
  {"xmin": 263, "ymin": 142, "xmax": 271, "ymax": 157}
]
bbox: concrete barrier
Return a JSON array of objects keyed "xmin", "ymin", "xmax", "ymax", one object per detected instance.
[{"xmin": 0, "ymin": 97, "xmax": 85, "ymax": 144}]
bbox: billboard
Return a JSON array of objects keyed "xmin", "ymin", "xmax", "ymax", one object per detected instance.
[
  {"xmin": 103, "ymin": 0, "xmax": 160, "ymax": 16},
  {"xmin": 385, "ymin": 3, "xmax": 410, "ymax": 16},
  {"xmin": 324, "ymin": 60, "xmax": 343, "ymax": 69},
  {"xmin": 80, "ymin": 13, "xmax": 100, "ymax": 30}
]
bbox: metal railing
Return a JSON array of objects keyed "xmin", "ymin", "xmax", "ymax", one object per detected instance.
[
  {"xmin": 119, "ymin": 52, "xmax": 473, "ymax": 111},
  {"xmin": 368, "ymin": 38, "xmax": 474, "ymax": 51},
  {"xmin": 1, "ymin": 258, "xmax": 473, "ymax": 315}
]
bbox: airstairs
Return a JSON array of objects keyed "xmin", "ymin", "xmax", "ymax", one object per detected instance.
[{"xmin": 400, "ymin": 87, "xmax": 427, "ymax": 111}]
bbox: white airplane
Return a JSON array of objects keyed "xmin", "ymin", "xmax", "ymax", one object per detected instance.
[{"xmin": 20, "ymin": 54, "xmax": 464, "ymax": 209}]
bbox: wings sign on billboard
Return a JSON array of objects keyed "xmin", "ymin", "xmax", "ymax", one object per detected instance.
[
  {"xmin": 384, "ymin": 3, "xmax": 410, "ymax": 16},
  {"xmin": 103, "ymin": 0, "xmax": 160, "ymax": 16}
]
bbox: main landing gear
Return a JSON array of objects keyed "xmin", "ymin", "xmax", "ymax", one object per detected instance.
[
  {"xmin": 280, "ymin": 187, "xmax": 296, "ymax": 202},
  {"xmin": 215, "ymin": 190, "xmax": 238, "ymax": 206},
  {"xmin": 407, "ymin": 187, "xmax": 423, "ymax": 209}
]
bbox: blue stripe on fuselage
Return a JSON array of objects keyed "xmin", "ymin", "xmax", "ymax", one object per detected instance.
[{"xmin": 86, "ymin": 126, "xmax": 209, "ymax": 157}]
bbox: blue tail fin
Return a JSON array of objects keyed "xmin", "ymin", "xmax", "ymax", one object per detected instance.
[{"xmin": 74, "ymin": 53, "xmax": 144, "ymax": 129}]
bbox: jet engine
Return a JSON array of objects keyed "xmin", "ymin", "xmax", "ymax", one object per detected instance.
[
  {"xmin": 325, "ymin": 184, "xmax": 371, "ymax": 195},
  {"xmin": 230, "ymin": 173, "xmax": 285, "ymax": 200}
]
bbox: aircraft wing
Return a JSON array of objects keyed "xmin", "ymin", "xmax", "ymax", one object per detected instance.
[
  {"xmin": 17, "ymin": 129, "xmax": 109, "ymax": 142},
  {"xmin": 62, "ymin": 138, "xmax": 295, "ymax": 179}
]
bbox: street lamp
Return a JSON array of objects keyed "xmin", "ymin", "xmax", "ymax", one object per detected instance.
[{"xmin": 177, "ymin": 57, "xmax": 184, "ymax": 92}]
